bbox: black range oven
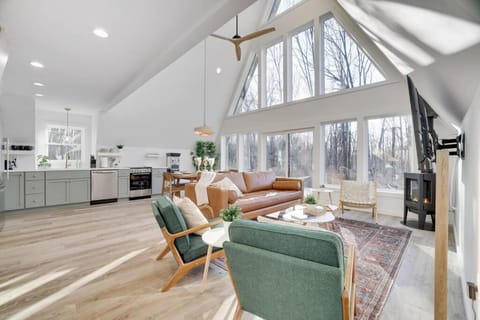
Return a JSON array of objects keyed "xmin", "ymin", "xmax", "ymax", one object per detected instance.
[{"xmin": 129, "ymin": 167, "xmax": 152, "ymax": 200}]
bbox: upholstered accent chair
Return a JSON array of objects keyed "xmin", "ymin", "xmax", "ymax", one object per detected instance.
[
  {"xmin": 339, "ymin": 180, "xmax": 377, "ymax": 223},
  {"xmin": 151, "ymin": 196, "xmax": 223, "ymax": 292},
  {"xmin": 224, "ymin": 219, "xmax": 356, "ymax": 320}
]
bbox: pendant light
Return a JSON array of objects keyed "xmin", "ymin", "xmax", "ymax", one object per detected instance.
[{"xmin": 194, "ymin": 39, "xmax": 214, "ymax": 137}]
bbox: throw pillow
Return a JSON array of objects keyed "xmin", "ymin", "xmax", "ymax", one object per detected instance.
[
  {"xmin": 212, "ymin": 177, "xmax": 244, "ymax": 197},
  {"xmin": 174, "ymin": 196, "xmax": 210, "ymax": 235}
]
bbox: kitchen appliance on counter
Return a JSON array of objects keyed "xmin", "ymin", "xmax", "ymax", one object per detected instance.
[
  {"xmin": 166, "ymin": 153, "xmax": 180, "ymax": 172},
  {"xmin": 129, "ymin": 167, "xmax": 152, "ymax": 200},
  {"xmin": 90, "ymin": 155, "xmax": 96, "ymax": 168},
  {"xmin": 91, "ymin": 170, "xmax": 118, "ymax": 204}
]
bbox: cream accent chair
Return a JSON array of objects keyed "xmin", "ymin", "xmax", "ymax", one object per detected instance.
[{"xmin": 339, "ymin": 180, "xmax": 377, "ymax": 223}]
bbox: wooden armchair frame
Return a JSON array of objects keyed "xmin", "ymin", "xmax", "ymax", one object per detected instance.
[
  {"xmin": 162, "ymin": 172, "xmax": 185, "ymax": 198},
  {"xmin": 156, "ymin": 205, "xmax": 224, "ymax": 292},
  {"xmin": 339, "ymin": 180, "xmax": 378, "ymax": 223},
  {"xmin": 226, "ymin": 246, "xmax": 357, "ymax": 320}
]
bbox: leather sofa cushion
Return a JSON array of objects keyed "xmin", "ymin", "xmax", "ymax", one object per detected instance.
[
  {"xmin": 211, "ymin": 172, "xmax": 247, "ymax": 193},
  {"xmin": 243, "ymin": 171, "xmax": 276, "ymax": 193},
  {"xmin": 235, "ymin": 190, "xmax": 302, "ymax": 213},
  {"xmin": 272, "ymin": 180, "xmax": 301, "ymax": 191}
]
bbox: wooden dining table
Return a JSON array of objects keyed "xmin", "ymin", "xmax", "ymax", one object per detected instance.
[{"xmin": 171, "ymin": 172, "xmax": 198, "ymax": 183}]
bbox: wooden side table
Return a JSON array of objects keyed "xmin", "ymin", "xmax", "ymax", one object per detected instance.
[{"xmin": 311, "ymin": 188, "xmax": 335, "ymax": 204}]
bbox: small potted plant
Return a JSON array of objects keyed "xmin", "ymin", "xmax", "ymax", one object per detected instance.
[
  {"xmin": 37, "ymin": 155, "xmax": 51, "ymax": 168},
  {"xmin": 304, "ymin": 194, "xmax": 317, "ymax": 210},
  {"xmin": 219, "ymin": 204, "xmax": 242, "ymax": 235}
]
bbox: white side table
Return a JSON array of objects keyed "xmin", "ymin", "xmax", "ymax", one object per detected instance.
[
  {"xmin": 311, "ymin": 188, "xmax": 335, "ymax": 204},
  {"xmin": 201, "ymin": 227, "xmax": 227, "ymax": 291}
]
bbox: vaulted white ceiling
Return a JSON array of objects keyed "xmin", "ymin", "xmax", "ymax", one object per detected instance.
[{"xmin": 0, "ymin": 0, "xmax": 255, "ymax": 114}]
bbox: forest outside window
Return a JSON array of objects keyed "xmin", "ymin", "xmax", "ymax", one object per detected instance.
[
  {"xmin": 224, "ymin": 134, "xmax": 238, "ymax": 170},
  {"xmin": 235, "ymin": 55, "xmax": 259, "ymax": 114},
  {"xmin": 323, "ymin": 121, "xmax": 357, "ymax": 185},
  {"xmin": 269, "ymin": 0, "xmax": 304, "ymax": 19},
  {"xmin": 47, "ymin": 125, "xmax": 84, "ymax": 163},
  {"xmin": 241, "ymin": 133, "xmax": 258, "ymax": 172},
  {"xmin": 290, "ymin": 24, "xmax": 315, "ymax": 101},
  {"xmin": 368, "ymin": 116, "xmax": 413, "ymax": 190},
  {"xmin": 266, "ymin": 41, "xmax": 284, "ymax": 107}
]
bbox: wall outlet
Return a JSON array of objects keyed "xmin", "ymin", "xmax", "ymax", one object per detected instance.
[{"xmin": 467, "ymin": 282, "xmax": 478, "ymax": 300}]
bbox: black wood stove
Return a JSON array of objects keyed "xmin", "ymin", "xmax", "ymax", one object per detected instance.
[{"xmin": 404, "ymin": 172, "xmax": 436, "ymax": 230}]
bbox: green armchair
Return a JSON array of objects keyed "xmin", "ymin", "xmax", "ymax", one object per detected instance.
[{"xmin": 224, "ymin": 219, "xmax": 356, "ymax": 320}]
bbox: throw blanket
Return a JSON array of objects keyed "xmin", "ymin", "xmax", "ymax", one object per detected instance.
[{"xmin": 195, "ymin": 171, "xmax": 216, "ymax": 205}]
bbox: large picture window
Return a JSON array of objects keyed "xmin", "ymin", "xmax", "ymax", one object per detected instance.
[
  {"xmin": 323, "ymin": 16, "xmax": 385, "ymax": 94},
  {"xmin": 266, "ymin": 41, "xmax": 284, "ymax": 107},
  {"xmin": 368, "ymin": 116, "xmax": 413, "ymax": 190},
  {"xmin": 290, "ymin": 24, "xmax": 315, "ymax": 101},
  {"xmin": 269, "ymin": 0, "xmax": 304, "ymax": 19},
  {"xmin": 235, "ymin": 56, "xmax": 259, "ymax": 114},
  {"xmin": 323, "ymin": 121, "xmax": 357, "ymax": 185},
  {"xmin": 224, "ymin": 135, "xmax": 238, "ymax": 170},
  {"xmin": 266, "ymin": 130, "xmax": 313, "ymax": 187},
  {"xmin": 241, "ymin": 133, "xmax": 258, "ymax": 172},
  {"xmin": 47, "ymin": 125, "xmax": 84, "ymax": 162}
]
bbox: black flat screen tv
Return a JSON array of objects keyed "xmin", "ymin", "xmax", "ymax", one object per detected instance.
[{"xmin": 407, "ymin": 75, "xmax": 438, "ymax": 173}]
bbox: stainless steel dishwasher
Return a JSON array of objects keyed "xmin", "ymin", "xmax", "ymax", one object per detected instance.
[{"xmin": 91, "ymin": 170, "xmax": 118, "ymax": 204}]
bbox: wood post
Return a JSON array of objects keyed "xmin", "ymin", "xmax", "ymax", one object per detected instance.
[{"xmin": 434, "ymin": 150, "xmax": 449, "ymax": 320}]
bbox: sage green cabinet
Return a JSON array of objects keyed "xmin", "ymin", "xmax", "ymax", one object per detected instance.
[
  {"xmin": 118, "ymin": 170, "xmax": 130, "ymax": 198},
  {"xmin": 45, "ymin": 171, "xmax": 90, "ymax": 206},
  {"xmin": 3, "ymin": 172, "xmax": 25, "ymax": 211},
  {"xmin": 152, "ymin": 168, "xmax": 165, "ymax": 195},
  {"xmin": 25, "ymin": 171, "xmax": 45, "ymax": 209}
]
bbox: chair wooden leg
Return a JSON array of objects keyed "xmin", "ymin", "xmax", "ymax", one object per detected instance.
[
  {"xmin": 156, "ymin": 246, "xmax": 170, "ymax": 260},
  {"xmin": 340, "ymin": 202, "xmax": 344, "ymax": 215},
  {"xmin": 233, "ymin": 302, "xmax": 243, "ymax": 320},
  {"xmin": 161, "ymin": 266, "xmax": 189, "ymax": 292},
  {"xmin": 372, "ymin": 206, "xmax": 377, "ymax": 223}
]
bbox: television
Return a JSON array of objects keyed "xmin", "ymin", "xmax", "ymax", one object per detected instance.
[{"xmin": 407, "ymin": 75, "xmax": 438, "ymax": 173}]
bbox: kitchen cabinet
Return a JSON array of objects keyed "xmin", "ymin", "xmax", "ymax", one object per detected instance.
[
  {"xmin": 152, "ymin": 168, "xmax": 165, "ymax": 195},
  {"xmin": 118, "ymin": 169, "xmax": 130, "ymax": 198},
  {"xmin": 25, "ymin": 171, "xmax": 45, "ymax": 208},
  {"xmin": 3, "ymin": 172, "xmax": 24, "ymax": 211},
  {"xmin": 45, "ymin": 171, "xmax": 90, "ymax": 206}
]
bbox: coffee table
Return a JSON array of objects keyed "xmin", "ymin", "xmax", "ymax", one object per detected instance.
[
  {"xmin": 261, "ymin": 208, "xmax": 335, "ymax": 230},
  {"xmin": 201, "ymin": 227, "xmax": 227, "ymax": 292}
]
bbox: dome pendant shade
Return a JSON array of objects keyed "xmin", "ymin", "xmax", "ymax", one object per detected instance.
[{"xmin": 194, "ymin": 39, "xmax": 214, "ymax": 137}]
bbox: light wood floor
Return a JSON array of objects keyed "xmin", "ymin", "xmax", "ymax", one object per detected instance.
[{"xmin": 0, "ymin": 199, "xmax": 466, "ymax": 319}]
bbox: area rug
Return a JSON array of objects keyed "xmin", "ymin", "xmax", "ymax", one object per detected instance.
[{"xmin": 213, "ymin": 218, "xmax": 411, "ymax": 320}]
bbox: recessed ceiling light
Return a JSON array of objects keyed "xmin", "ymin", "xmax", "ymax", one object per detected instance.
[
  {"xmin": 216, "ymin": 67, "xmax": 222, "ymax": 74},
  {"xmin": 33, "ymin": 82, "xmax": 45, "ymax": 87},
  {"xmin": 30, "ymin": 61, "xmax": 44, "ymax": 68},
  {"xmin": 93, "ymin": 28, "xmax": 109, "ymax": 38},
  {"xmin": 34, "ymin": 93, "xmax": 44, "ymax": 97}
]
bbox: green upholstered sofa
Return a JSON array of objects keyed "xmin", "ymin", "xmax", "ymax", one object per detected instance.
[{"xmin": 224, "ymin": 219, "xmax": 356, "ymax": 320}]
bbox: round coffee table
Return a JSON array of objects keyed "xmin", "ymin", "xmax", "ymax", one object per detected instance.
[
  {"xmin": 201, "ymin": 227, "xmax": 227, "ymax": 291},
  {"xmin": 284, "ymin": 211, "xmax": 336, "ymax": 230}
]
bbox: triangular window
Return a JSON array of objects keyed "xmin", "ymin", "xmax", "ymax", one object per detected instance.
[
  {"xmin": 323, "ymin": 16, "xmax": 385, "ymax": 94},
  {"xmin": 234, "ymin": 55, "xmax": 259, "ymax": 114},
  {"xmin": 269, "ymin": 0, "xmax": 304, "ymax": 19}
]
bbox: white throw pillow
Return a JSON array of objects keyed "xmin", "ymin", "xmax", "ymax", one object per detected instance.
[
  {"xmin": 212, "ymin": 177, "xmax": 244, "ymax": 197},
  {"xmin": 173, "ymin": 196, "xmax": 210, "ymax": 235}
]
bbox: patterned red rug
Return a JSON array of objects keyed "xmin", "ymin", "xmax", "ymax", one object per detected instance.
[{"xmin": 213, "ymin": 217, "xmax": 411, "ymax": 320}]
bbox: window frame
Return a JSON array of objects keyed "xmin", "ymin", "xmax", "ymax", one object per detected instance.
[
  {"xmin": 264, "ymin": 38, "xmax": 285, "ymax": 108},
  {"xmin": 234, "ymin": 55, "xmax": 260, "ymax": 114},
  {"xmin": 46, "ymin": 124, "xmax": 86, "ymax": 165}
]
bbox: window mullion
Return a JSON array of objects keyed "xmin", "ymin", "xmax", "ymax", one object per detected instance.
[
  {"xmin": 313, "ymin": 18, "xmax": 321, "ymax": 96},
  {"xmin": 285, "ymin": 34, "xmax": 291, "ymax": 103},
  {"xmin": 318, "ymin": 16, "xmax": 325, "ymax": 95}
]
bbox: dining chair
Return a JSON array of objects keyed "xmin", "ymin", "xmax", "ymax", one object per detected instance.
[
  {"xmin": 162, "ymin": 171, "xmax": 185, "ymax": 198},
  {"xmin": 151, "ymin": 196, "xmax": 223, "ymax": 292}
]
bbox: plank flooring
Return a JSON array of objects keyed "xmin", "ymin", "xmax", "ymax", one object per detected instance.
[{"xmin": 0, "ymin": 199, "xmax": 466, "ymax": 319}]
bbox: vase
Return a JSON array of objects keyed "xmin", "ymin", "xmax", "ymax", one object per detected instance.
[{"xmin": 223, "ymin": 221, "xmax": 232, "ymax": 237}]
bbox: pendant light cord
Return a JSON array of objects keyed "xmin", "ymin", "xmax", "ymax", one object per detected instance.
[{"xmin": 203, "ymin": 39, "xmax": 207, "ymax": 126}]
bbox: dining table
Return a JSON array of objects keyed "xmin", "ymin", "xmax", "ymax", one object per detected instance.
[{"xmin": 171, "ymin": 172, "xmax": 198, "ymax": 184}]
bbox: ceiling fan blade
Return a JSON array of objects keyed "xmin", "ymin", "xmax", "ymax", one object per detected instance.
[
  {"xmin": 235, "ymin": 44, "xmax": 241, "ymax": 61},
  {"xmin": 239, "ymin": 27, "xmax": 276, "ymax": 42},
  {"xmin": 210, "ymin": 33, "xmax": 235, "ymax": 43}
]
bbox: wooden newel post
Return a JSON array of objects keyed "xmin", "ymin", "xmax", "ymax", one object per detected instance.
[{"xmin": 434, "ymin": 150, "xmax": 449, "ymax": 320}]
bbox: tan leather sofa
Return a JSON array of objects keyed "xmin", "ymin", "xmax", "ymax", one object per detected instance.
[{"xmin": 185, "ymin": 171, "xmax": 304, "ymax": 220}]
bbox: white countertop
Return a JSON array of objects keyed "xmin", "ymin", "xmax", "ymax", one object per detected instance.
[{"xmin": 5, "ymin": 167, "xmax": 130, "ymax": 172}]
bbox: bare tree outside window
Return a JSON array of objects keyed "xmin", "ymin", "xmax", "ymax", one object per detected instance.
[
  {"xmin": 324, "ymin": 121, "xmax": 357, "ymax": 184},
  {"xmin": 266, "ymin": 134, "xmax": 287, "ymax": 176},
  {"xmin": 241, "ymin": 133, "xmax": 258, "ymax": 172},
  {"xmin": 269, "ymin": 0, "xmax": 304, "ymax": 19},
  {"xmin": 224, "ymin": 135, "xmax": 238, "ymax": 170},
  {"xmin": 368, "ymin": 116, "xmax": 413, "ymax": 190},
  {"xmin": 323, "ymin": 16, "xmax": 385, "ymax": 94},
  {"xmin": 266, "ymin": 41, "xmax": 284, "ymax": 106},
  {"xmin": 47, "ymin": 126, "xmax": 83, "ymax": 161},
  {"xmin": 235, "ymin": 56, "xmax": 259, "ymax": 114},
  {"xmin": 291, "ymin": 25, "xmax": 315, "ymax": 101},
  {"xmin": 289, "ymin": 131, "xmax": 313, "ymax": 187}
]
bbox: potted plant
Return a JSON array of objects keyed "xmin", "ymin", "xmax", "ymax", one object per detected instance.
[
  {"xmin": 37, "ymin": 155, "xmax": 51, "ymax": 168},
  {"xmin": 219, "ymin": 204, "xmax": 242, "ymax": 235},
  {"xmin": 304, "ymin": 194, "xmax": 317, "ymax": 210}
]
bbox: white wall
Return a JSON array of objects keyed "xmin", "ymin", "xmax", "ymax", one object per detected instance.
[
  {"xmin": 35, "ymin": 109, "xmax": 93, "ymax": 169},
  {"xmin": 455, "ymin": 84, "xmax": 480, "ymax": 320}
]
